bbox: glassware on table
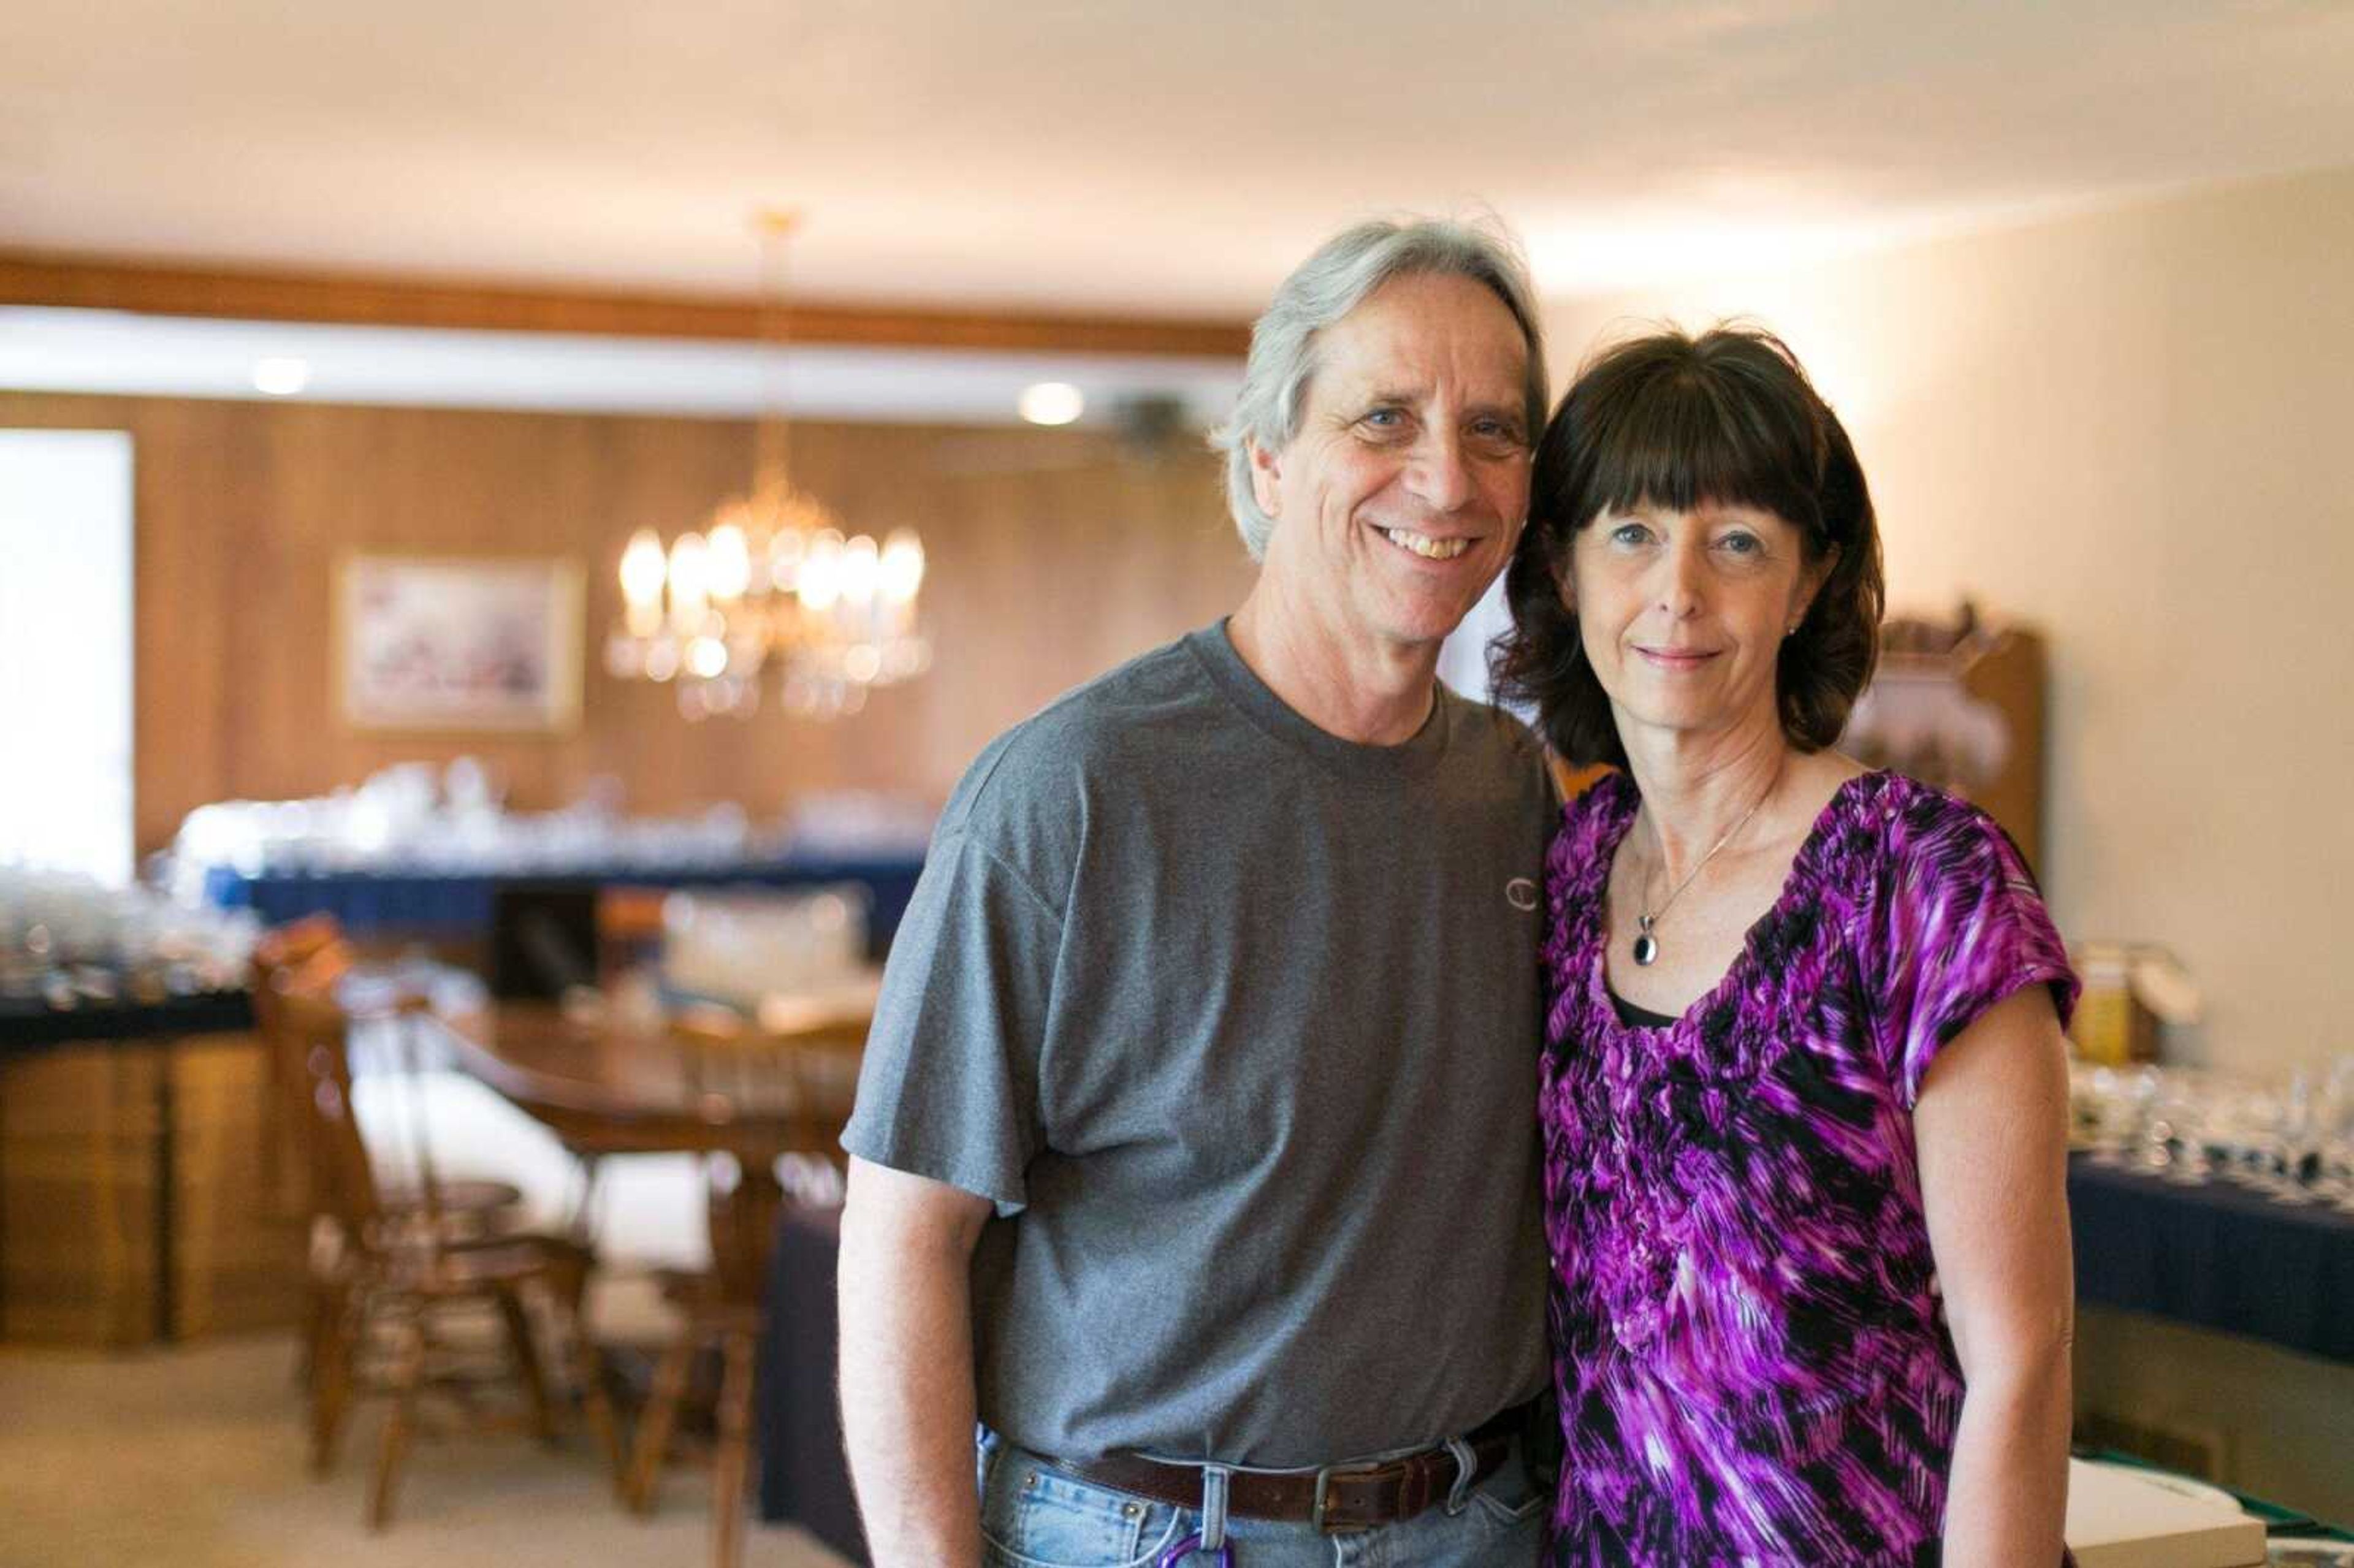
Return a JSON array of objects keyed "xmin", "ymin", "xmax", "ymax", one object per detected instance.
[
  {"xmin": 2149, "ymin": 1071, "xmax": 2217, "ymax": 1184},
  {"xmin": 2086, "ymin": 1064, "xmax": 2158, "ymax": 1168},
  {"xmin": 2315, "ymin": 1054, "xmax": 2354, "ymax": 1212},
  {"xmin": 0, "ymin": 862, "xmax": 258, "ymax": 1008},
  {"xmin": 2248, "ymin": 1070, "xmax": 2326, "ymax": 1204},
  {"xmin": 2203, "ymin": 1083, "xmax": 2277, "ymax": 1189},
  {"xmin": 2085, "ymin": 1067, "xmax": 2129, "ymax": 1165}
]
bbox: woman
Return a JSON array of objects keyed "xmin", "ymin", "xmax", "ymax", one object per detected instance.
[{"xmin": 1495, "ymin": 327, "xmax": 2078, "ymax": 1567}]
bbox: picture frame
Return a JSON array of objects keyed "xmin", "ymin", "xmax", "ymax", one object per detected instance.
[{"xmin": 336, "ymin": 554, "xmax": 584, "ymax": 733}]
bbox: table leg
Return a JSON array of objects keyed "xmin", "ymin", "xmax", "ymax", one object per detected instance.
[{"xmin": 710, "ymin": 1156, "xmax": 783, "ymax": 1307}]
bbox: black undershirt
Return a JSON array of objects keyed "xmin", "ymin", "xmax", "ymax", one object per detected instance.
[{"xmin": 1608, "ymin": 988, "xmax": 1682, "ymax": 1031}]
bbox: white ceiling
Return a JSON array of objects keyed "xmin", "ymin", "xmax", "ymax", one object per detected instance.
[{"xmin": 5, "ymin": 0, "xmax": 2353, "ymax": 314}]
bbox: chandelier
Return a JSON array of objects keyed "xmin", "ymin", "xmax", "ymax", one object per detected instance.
[{"xmin": 603, "ymin": 210, "xmax": 930, "ymax": 720}]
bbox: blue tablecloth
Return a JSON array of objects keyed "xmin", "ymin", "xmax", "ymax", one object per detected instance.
[
  {"xmin": 200, "ymin": 854, "xmax": 924, "ymax": 960},
  {"xmin": 2070, "ymin": 1155, "xmax": 2354, "ymax": 1364},
  {"xmin": 0, "ymin": 988, "xmax": 254, "ymax": 1056},
  {"xmin": 758, "ymin": 1204, "xmax": 866, "ymax": 1563}
]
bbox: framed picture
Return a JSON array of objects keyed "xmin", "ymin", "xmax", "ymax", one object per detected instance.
[{"xmin": 337, "ymin": 555, "xmax": 584, "ymax": 733}]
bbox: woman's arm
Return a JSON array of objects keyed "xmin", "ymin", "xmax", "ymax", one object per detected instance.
[{"xmin": 1914, "ymin": 984, "xmax": 2075, "ymax": 1568}]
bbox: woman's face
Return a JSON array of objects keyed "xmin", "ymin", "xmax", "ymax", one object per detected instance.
[{"xmin": 1565, "ymin": 499, "xmax": 1824, "ymax": 750}]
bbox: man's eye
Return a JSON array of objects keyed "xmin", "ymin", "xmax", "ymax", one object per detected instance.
[{"xmin": 1361, "ymin": 408, "xmax": 1404, "ymax": 427}]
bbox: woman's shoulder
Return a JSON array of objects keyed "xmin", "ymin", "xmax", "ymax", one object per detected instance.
[
  {"xmin": 1783, "ymin": 767, "xmax": 2049, "ymax": 954},
  {"xmin": 1824, "ymin": 771, "xmax": 2063, "ymax": 1016},
  {"xmin": 1553, "ymin": 766, "xmax": 1637, "ymax": 853},
  {"xmin": 1837, "ymin": 769, "xmax": 2038, "ymax": 887},
  {"xmin": 1835, "ymin": 772, "xmax": 2078, "ymax": 1083},
  {"xmin": 1542, "ymin": 767, "xmax": 1636, "ymax": 918}
]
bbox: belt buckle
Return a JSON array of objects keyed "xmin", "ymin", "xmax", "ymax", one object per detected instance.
[{"xmin": 1311, "ymin": 1462, "xmax": 1381, "ymax": 1535}]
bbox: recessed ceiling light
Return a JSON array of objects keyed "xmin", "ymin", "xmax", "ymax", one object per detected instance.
[
  {"xmin": 251, "ymin": 357, "xmax": 310, "ymax": 396},
  {"xmin": 1018, "ymin": 381, "xmax": 1084, "ymax": 426}
]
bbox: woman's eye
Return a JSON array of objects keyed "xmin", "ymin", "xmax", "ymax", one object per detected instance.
[
  {"xmin": 1609, "ymin": 523, "xmax": 1650, "ymax": 547},
  {"xmin": 1718, "ymin": 532, "xmax": 1762, "ymax": 555}
]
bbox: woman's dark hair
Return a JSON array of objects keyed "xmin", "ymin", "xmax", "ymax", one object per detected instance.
[{"xmin": 1492, "ymin": 324, "xmax": 1885, "ymax": 769}]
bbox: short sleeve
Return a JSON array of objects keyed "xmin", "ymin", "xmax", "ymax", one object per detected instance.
[
  {"xmin": 1867, "ymin": 793, "xmax": 2079, "ymax": 1108},
  {"xmin": 840, "ymin": 830, "xmax": 1061, "ymax": 1214}
]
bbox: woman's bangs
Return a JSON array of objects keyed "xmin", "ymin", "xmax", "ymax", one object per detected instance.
[{"xmin": 1581, "ymin": 375, "xmax": 1804, "ymax": 527}]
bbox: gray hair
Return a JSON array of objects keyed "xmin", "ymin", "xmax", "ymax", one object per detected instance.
[{"xmin": 1209, "ymin": 217, "xmax": 1549, "ymax": 560}]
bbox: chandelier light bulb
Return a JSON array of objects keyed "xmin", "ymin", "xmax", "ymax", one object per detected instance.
[
  {"xmin": 685, "ymin": 634, "xmax": 729, "ymax": 681},
  {"xmin": 879, "ymin": 529, "xmax": 926, "ymax": 605},
  {"xmin": 620, "ymin": 528, "xmax": 668, "ymax": 607},
  {"xmin": 706, "ymin": 520, "xmax": 752, "ymax": 603},
  {"xmin": 667, "ymin": 531, "xmax": 710, "ymax": 631},
  {"xmin": 839, "ymin": 534, "xmax": 881, "ymax": 608},
  {"xmin": 768, "ymin": 527, "xmax": 807, "ymax": 594},
  {"xmin": 799, "ymin": 529, "xmax": 845, "ymax": 612}
]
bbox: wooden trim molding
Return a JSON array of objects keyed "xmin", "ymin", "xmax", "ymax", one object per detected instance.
[{"xmin": 0, "ymin": 250, "xmax": 1252, "ymax": 358}]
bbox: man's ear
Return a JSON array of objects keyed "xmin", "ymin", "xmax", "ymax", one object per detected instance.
[{"xmin": 1247, "ymin": 438, "xmax": 1282, "ymax": 520}]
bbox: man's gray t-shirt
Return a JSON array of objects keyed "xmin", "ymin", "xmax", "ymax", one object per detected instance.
[{"xmin": 842, "ymin": 622, "xmax": 1553, "ymax": 1466}]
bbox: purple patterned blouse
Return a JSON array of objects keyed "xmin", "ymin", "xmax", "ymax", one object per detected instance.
[{"xmin": 1539, "ymin": 770, "xmax": 2078, "ymax": 1566}]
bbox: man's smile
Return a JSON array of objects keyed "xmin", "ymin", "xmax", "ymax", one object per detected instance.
[{"xmin": 1377, "ymin": 525, "xmax": 1475, "ymax": 561}]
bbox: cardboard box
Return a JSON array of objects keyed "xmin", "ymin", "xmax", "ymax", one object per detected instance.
[{"xmin": 2065, "ymin": 1459, "xmax": 2268, "ymax": 1568}]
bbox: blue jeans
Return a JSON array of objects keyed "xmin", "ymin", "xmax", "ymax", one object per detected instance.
[{"xmin": 977, "ymin": 1428, "xmax": 1546, "ymax": 1567}]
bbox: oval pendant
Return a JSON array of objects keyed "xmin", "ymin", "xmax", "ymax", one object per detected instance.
[{"xmin": 1632, "ymin": 932, "xmax": 1659, "ymax": 967}]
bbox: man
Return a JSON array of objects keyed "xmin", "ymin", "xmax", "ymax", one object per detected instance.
[{"xmin": 839, "ymin": 217, "xmax": 1558, "ymax": 1567}]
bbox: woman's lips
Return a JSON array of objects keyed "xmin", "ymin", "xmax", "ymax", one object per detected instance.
[{"xmin": 1634, "ymin": 646, "xmax": 1719, "ymax": 671}]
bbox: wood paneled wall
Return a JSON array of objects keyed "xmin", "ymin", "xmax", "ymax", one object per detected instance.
[
  {"xmin": 0, "ymin": 250, "xmax": 1253, "ymax": 356},
  {"xmin": 0, "ymin": 393, "xmax": 1257, "ymax": 856}
]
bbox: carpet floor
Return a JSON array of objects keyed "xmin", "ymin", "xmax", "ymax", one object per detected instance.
[{"xmin": 0, "ymin": 1324, "xmax": 853, "ymax": 1568}]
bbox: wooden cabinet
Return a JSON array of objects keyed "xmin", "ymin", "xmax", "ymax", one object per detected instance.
[
  {"xmin": 1844, "ymin": 609, "xmax": 2047, "ymax": 872},
  {"xmin": 1, "ymin": 1034, "xmax": 300, "ymax": 1347}
]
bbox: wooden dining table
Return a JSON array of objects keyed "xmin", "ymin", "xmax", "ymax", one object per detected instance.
[{"xmin": 427, "ymin": 977, "xmax": 877, "ymax": 1286}]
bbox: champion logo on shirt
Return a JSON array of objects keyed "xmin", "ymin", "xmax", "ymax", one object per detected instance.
[{"xmin": 1505, "ymin": 877, "xmax": 1539, "ymax": 911}]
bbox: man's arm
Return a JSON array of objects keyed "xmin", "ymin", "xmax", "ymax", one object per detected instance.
[{"xmin": 838, "ymin": 1155, "xmax": 996, "ymax": 1568}]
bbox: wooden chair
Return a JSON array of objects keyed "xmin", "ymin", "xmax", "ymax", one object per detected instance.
[
  {"xmin": 252, "ymin": 921, "xmax": 529, "ymax": 1391},
  {"xmin": 251, "ymin": 915, "xmax": 342, "ymax": 1213},
  {"xmin": 278, "ymin": 986, "xmax": 624, "ymax": 1529},
  {"xmin": 623, "ymin": 1006, "xmax": 861, "ymax": 1568},
  {"xmin": 250, "ymin": 916, "xmax": 526, "ymax": 1236}
]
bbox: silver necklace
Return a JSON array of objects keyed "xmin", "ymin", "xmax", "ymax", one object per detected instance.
[{"xmin": 1631, "ymin": 771, "xmax": 1780, "ymax": 967}]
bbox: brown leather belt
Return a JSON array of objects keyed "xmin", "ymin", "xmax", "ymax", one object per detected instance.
[{"xmin": 1044, "ymin": 1404, "xmax": 1525, "ymax": 1534}]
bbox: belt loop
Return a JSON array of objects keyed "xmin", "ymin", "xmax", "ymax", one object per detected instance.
[
  {"xmin": 1197, "ymin": 1464, "xmax": 1231, "ymax": 1550},
  {"xmin": 1442, "ymin": 1436, "xmax": 1477, "ymax": 1516}
]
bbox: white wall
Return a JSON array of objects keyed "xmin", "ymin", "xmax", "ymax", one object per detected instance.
[{"xmin": 1536, "ymin": 167, "xmax": 2354, "ymax": 1081}]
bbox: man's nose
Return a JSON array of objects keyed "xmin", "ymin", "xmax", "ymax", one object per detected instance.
[{"xmin": 1404, "ymin": 428, "xmax": 1476, "ymax": 514}]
